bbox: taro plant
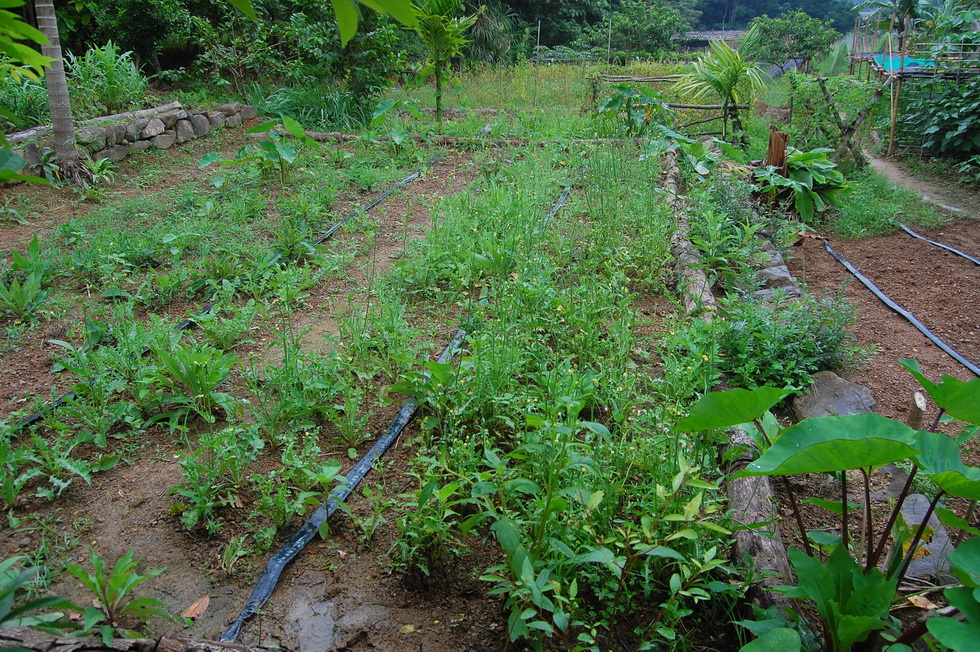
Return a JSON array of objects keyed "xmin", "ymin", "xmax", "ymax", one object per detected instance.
[
  {"xmin": 65, "ymin": 549, "xmax": 168, "ymax": 644},
  {"xmin": 596, "ymin": 85, "xmax": 673, "ymax": 137},
  {"xmin": 199, "ymin": 115, "xmax": 319, "ymax": 186},
  {"xmin": 369, "ymin": 98, "xmax": 423, "ymax": 154},
  {"xmin": 679, "ymin": 362, "xmax": 980, "ymax": 651}
]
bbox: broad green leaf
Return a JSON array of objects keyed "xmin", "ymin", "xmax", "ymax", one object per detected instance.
[
  {"xmin": 928, "ymin": 587, "xmax": 980, "ymax": 649},
  {"xmin": 803, "ymin": 497, "xmax": 862, "ymax": 516},
  {"xmin": 900, "ymin": 359, "xmax": 980, "ymax": 425},
  {"xmin": 227, "ymin": 0, "xmax": 257, "ymax": 18},
  {"xmin": 198, "ymin": 152, "xmax": 222, "ymax": 168},
  {"xmin": 246, "ymin": 119, "xmax": 279, "ymax": 134},
  {"xmin": 915, "ymin": 431, "xmax": 980, "ymax": 500},
  {"xmin": 676, "ymin": 387, "xmax": 796, "ymax": 432},
  {"xmin": 936, "ymin": 507, "xmax": 980, "ymax": 540},
  {"xmin": 490, "ymin": 517, "xmax": 521, "ymax": 556},
  {"xmin": 950, "ymin": 537, "xmax": 980, "ymax": 588},
  {"xmin": 738, "ymin": 413, "xmax": 920, "ymax": 477},
  {"xmin": 739, "ymin": 628, "xmax": 801, "ymax": 652},
  {"xmin": 332, "ymin": 0, "xmax": 360, "ymax": 46},
  {"xmin": 371, "ymin": 99, "xmax": 397, "ymax": 126}
]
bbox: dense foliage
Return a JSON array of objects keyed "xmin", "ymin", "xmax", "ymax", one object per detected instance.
[{"xmin": 741, "ymin": 10, "xmax": 839, "ymax": 72}]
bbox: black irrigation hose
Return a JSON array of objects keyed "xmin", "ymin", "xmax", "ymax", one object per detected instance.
[
  {"xmin": 219, "ymin": 327, "xmax": 465, "ymax": 643},
  {"xmin": 12, "ymin": 170, "xmax": 424, "ymax": 432},
  {"xmin": 219, "ymin": 177, "xmax": 576, "ymax": 644},
  {"xmin": 897, "ymin": 222, "xmax": 980, "ymax": 266},
  {"xmin": 822, "ymin": 239, "xmax": 980, "ymax": 377}
]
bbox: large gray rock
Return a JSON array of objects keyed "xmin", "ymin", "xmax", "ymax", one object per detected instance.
[
  {"xmin": 756, "ymin": 266, "xmax": 796, "ymax": 289},
  {"xmin": 899, "ymin": 494, "xmax": 953, "ymax": 583},
  {"xmin": 176, "ymin": 109, "xmax": 190, "ymax": 121},
  {"xmin": 159, "ymin": 111, "xmax": 179, "ymax": 129},
  {"xmin": 240, "ymin": 104, "xmax": 258, "ymax": 120},
  {"xmin": 793, "ymin": 371, "xmax": 875, "ymax": 420},
  {"xmin": 23, "ymin": 143, "xmax": 40, "ymax": 168},
  {"xmin": 190, "ymin": 114, "xmax": 210, "ymax": 137},
  {"xmin": 94, "ymin": 145, "xmax": 129, "ymax": 163},
  {"xmin": 109, "ymin": 123, "xmax": 128, "ymax": 145},
  {"xmin": 214, "ymin": 102, "xmax": 242, "ymax": 116},
  {"xmin": 226, "ymin": 112, "xmax": 243, "ymax": 128},
  {"xmin": 76, "ymin": 125, "xmax": 107, "ymax": 151},
  {"xmin": 125, "ymin": 121, "xmax": 140, "ymax": 142},
  {"xmin": 128, "ymin": 139, "xmax": 151, "ymax": 154},
  {"xmin": 207, "ymin": 111, "xmax": 226, "ymax": 129},
  {"xmin": 151, "ymin": 130, "xmax": 176, "ymax": 149},
  {"xmin": 140, "ymin": 118, "xmax": 166, "ymax": 139},
  {"xmin": 175, "ymin": 119, "xmax": 194, "ymax": 144}
]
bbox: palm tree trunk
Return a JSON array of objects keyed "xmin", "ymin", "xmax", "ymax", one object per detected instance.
[{"xmin": 35, "ymin": 0, "xmax": 80, "ymax": 171}]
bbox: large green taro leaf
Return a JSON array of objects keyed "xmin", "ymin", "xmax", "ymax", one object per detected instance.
[
  {"xmin": 676, "ymin": 387, "xmax": 796, "ymax": 432},
  {"xmin": 901, "ymin": 359, "xmax": 980, "ymax": 425},
  {"xmin": 736, "ymin": 413, "xmax": 920, "ymax": 477},
  {"xmin": 915, "ymin": 430, "xmax": 980, "ymax": 500}
]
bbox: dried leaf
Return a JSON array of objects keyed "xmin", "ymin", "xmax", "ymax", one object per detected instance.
[
  {"xmin": 907, "ymin": 594, "xmax": 939, "ymax": 610},
  {"xmin": 181, "ymin": 594, "xmax": 210, "ymax": 620},
  {"xmin": 400, "ymin": 624, "xmax": 416, "ymax": 634}
]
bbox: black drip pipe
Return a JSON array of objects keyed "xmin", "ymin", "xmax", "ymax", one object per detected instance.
[
  {"xmin": 822, "ymin": 239, "xmax": 980, "ymax": 377},
  {"xmin": 897, "ymin": 222, "xmax": 980, "ymax": 266},
  {"xmin": 219, "ymin": 180, "xmax": 575, "ymax": 643},
  {"xmin": 12, "ymin": 170, "xmax": 423, "ymax": 432},
  {"xmin": 219, "ymin": 327, "xmax": 465, "ymax": 643}
]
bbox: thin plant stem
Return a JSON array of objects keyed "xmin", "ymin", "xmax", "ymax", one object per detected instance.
[
  {"xmin": 842, "ymin": 470, "xmax": 849, "ymax": 551},
  {"xmin": 784, "ymin": 478, "xmax": 814, "ymax": 557},
  {"xmin": 861, "ymin": 467, "xmax": 873, "ymax": 566},
  {"xmin": 895, "ymin": 490, "xmax": 945, "ymax": 585},
  {"xmin": 868, "ymin": 466, "xmax": 917, "ymax": 570},
  {"xmin": 954, "ymin": 500, "xmax": 976, "ymax": 547}
]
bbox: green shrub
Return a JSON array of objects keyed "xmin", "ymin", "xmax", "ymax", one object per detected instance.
[
  {"xmin": 716, "ymin": 291, "xmax": 868, "ymax": 389},
  {"xmin": 66, "ymin": 42, "xmax": 148, "ymax": 116},
  {"xmin": 0, "ymin": 73, "xmax": 49, "ymax": 131}
]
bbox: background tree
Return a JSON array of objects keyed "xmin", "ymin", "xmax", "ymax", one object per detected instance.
[
  {"xmin": 35, "ymin": 0, "xmax": 81, "ymax": 176},
  {"xmin": 741, "ymin": 10, "xmax": 840, "ymax": 73},
  {"xmin": 574, "ymin": 0, "xmax": 690, "ymax": 58},
  {"xmin": 675, "ymin": 39, "xmax": 767, "ymax": 143},
  {"xmin": 410, "ymin": 0, "xmax": 481, "ymax": 131}
]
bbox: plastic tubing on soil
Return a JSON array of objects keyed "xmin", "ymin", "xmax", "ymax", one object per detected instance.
[
  {"xmin": 823, "ymin": 238, "xmax": 980, "ymax": 377},
  {"xmin": 12, "ymin": 170, "xmax": 423, "ymax": 432},
  {"xmin": 219, "ymin": 178, "xmax": 576, "ymax": 643},
  {"xmin": 897, "ymin": 223, "xmax": 980, "ymax": 266}
]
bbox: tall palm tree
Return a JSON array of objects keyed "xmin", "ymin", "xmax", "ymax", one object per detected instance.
[
  {"xmin": 35, "ymin": 0, "xmax": 81, "ymax": 177},
  {"xmin": 674, "ymin": 40, "xmax": 767, "ymax": 143},
  {"xmin": 410, "ymin": 0, "xmax": 481, "ymax": 132}
]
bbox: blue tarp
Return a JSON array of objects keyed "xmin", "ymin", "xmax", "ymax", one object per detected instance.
[{"xmin": 874, "ymin": 54, "xmax": 933, "ymax": 71}]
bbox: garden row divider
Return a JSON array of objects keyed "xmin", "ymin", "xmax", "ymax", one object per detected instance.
[
  {"xmin": 822, "ymin": 238, "xmax": 980, "ymax": 377},
  {"xmin": 11, "ymin": 169, "xmax": 424, "ymax": 431},
  {"xmin": 0, "ymin": 626, "xmax": 278, "ymax": 652},
  {"xmin": 664, "ymin": 151, "xmax": 793, "ymax": 611},
  {"xmin": 5, "ymin": 101, "xmax": 184, "ymax": 145},
  {"xmin": 219, "ymin": 174, "xmax": 576, "ymax": 644}
]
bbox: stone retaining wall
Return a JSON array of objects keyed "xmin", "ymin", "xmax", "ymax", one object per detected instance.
[{"xmin": 21, "ymin": 102, "xmax": 258, "ymax": 170}]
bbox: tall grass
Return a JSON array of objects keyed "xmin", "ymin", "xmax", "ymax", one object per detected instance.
[
  {"xmin": 66, "ymin": 41, "xmax": 148, "ymax": 116},
  {"xmin": 246, "ymin": 83, "xmax": 369, "ymax": 131}
]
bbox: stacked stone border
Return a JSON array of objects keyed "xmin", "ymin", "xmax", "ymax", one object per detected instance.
[{"xmin": 12, "ymin": 101, "xmax": 258, "ymax": 172}]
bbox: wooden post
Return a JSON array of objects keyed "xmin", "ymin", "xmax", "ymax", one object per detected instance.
[
  {"xmin": 850, "ymin": 17, "xmax": 860, "ymax": 75},
  {"xmin": 906, "ymin": 391, "xmax": 927, "ymax": 430},
  {"xmin": 763, "ymin": 125, "xmax": 788, "ymax": 174},
  {"xmin": 888, "ymin": 75, "xmax": 902, "ymax": 156}
]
